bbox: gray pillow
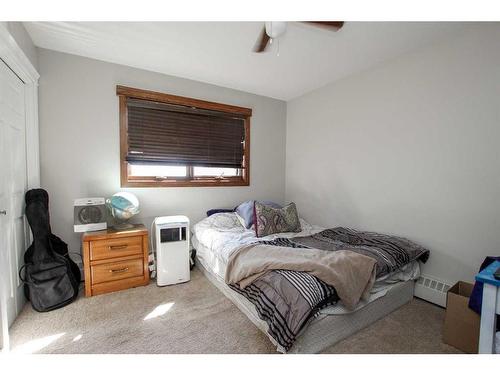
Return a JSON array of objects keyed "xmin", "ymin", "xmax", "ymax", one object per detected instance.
[
  {"xmin": 254, "ymin": 201, "xmax": 301, "ymax": 237},
  {"xmin": 235, "ymin": 200, "xmax": 281, "ymax": 229}
]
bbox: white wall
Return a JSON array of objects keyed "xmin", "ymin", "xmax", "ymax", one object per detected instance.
[
  {"xmin": 286, "ymin": 24, "xmax": 500, "ymax": 284},
  {"xmin": 38, "ymin": 49, "xmax": 286, "ymax": 255}
]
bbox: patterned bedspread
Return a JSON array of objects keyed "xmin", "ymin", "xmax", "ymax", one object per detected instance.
[
  {"xmin": 229, "ymin": 269, "xmax": 338, "ymax": 351},
  {"xmin": 228, "ymin": 227, "xmax": 430, "ymax": 352},
  {"xmin": 229, "ymin": 237, "xmax": 338, "ymax": 352},
  {"xmin": 292, "ymin": 227, "xmax": 430, "ymax": 278}
]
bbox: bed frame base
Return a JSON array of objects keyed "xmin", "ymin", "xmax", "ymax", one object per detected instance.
[{"xmin": 196, "ymin": 256, "xmax": 415, "ymax": 353}]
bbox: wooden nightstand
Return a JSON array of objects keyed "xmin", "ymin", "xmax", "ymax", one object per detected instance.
[{"xmin": 82, "ymin": 224, "xmax": 150, "ymax": 297}]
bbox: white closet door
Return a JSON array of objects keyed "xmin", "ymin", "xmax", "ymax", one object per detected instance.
[{"xmin": 0, "ymin": 58, "xmax": 28, "ymax": 350}]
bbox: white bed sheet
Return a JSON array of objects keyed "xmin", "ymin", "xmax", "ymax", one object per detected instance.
[{"xmin": 192, "ymin": 213, "xmax": 323, "ymax": 264}]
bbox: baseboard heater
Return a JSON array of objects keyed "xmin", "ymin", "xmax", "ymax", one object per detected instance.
[{"xmin": 414, "ymin": 274, "xmax": 452, "ymax": 307}]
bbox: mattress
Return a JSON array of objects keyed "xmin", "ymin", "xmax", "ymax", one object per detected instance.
[
  {"xmin": 196, "ymin": 249, "xmax": 414, "ymax": 353},
  {"xmin": 192, "ymin": 232, "xmax": 419, "ymax": 315},
  {"xmin": 193, "ymin": 235, "xmax": 416, "ymax": 353},
  {"xmin": 191, "ymin": 213, "xmax": 419, "ymax": 352}
]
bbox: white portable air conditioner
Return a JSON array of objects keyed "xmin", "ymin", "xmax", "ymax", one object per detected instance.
[{"xmin": 152, "ymin": 216, "xmax": 190, "ymax": 286}]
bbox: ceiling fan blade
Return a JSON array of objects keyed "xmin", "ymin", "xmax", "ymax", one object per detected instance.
[
  {"xmin": 302, "ymin": 21, "xmax": 344, "ymax": 31},
  {"xmin": 253, "ymin": 27, "xmax": 270, "ymax": 53}
]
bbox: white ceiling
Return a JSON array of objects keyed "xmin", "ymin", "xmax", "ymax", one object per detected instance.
[{"xmin": 24, "ymin": 22, "xmax": 472, "ymax": 100}]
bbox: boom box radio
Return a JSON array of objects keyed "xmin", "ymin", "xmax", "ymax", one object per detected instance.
[{"xmin": 74, "ymin": 198, "xmax": 107, "ymax": 232}]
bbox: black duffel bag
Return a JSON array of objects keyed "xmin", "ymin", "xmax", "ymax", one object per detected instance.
[{"xmin": 20, "ymin": 189, "xmax": 80, "ymax": 312}]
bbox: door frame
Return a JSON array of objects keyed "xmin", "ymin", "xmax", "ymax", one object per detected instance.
[{"xmin": 0, "ymin": 23, "xmax": 39, "ymax": 351}]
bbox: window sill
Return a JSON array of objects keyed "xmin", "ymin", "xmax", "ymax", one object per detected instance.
[{"xmin": 121, "ymin": 177, "xmax": 249, "ymax": 188}]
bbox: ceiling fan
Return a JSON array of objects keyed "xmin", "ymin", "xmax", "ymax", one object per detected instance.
[{"xmin": 254, "ymin": 21, "xmax": 344, "ymax": 53}]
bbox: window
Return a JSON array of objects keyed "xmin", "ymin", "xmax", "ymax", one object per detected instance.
[{"xmin": 117, "ymin": 86, "xmax": 251, "ymax": 187}]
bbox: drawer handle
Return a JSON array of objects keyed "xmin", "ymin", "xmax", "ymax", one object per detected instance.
[
  {"xmin": 109, "ymin": 267, "xmax": 129, "ymax": 274},
  {"xmin": 109, "ymin": 245, "xmax": 128, "ymax": 250}
]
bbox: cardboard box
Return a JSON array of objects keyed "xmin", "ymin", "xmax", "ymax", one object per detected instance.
[{"xmin": 442, "ymin": 281, "xmax": 480, "ymax": 353}]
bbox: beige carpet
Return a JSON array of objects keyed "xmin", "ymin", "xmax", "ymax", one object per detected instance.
[{"xmin": 8, "ymin": 267, "xmax": 461, "ymax": 354}]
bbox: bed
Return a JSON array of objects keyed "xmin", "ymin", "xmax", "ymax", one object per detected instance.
[{"xmin": 192, "ymin": 212, "xmax": 426, "ymax": 353}]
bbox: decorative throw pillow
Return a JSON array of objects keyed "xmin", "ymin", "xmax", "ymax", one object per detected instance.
[
  {"xmin": 254, "ymin": 201, "xmax": 301, "ymax": 237},
  {"xmin": 235, "ymin": 200, "xmax": 282, "ymax": 229}
]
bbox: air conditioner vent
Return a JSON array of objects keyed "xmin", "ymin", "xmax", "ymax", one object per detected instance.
[{"xmin": 414, "ymin": 274, "xmax": 452, "ymax": 307}]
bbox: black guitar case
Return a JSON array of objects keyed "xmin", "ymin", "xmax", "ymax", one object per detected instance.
[{"xmin": 21, "ymin": 189, "xmax": 81, "ymax": 312}]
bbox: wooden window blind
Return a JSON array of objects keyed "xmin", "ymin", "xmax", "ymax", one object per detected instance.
[
  {"xmin": 126, "ymin": 99, "xmax": 246, "ymax": 168},
  {"xmin": 117, "ymin": 86, "xmax": 251, "ymax": 187}
]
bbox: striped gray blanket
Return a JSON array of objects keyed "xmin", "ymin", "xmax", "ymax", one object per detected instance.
[
  {"xmin": 228, "ymin": 227, "xmax": 430, "ymax": 352},
  {"xmin": 292, "ymin": 227, "xmax": 430, "ymax": 278},
  {"xmin": 229, "ymin": 269, "xmax": 338, "ymax": 352}
]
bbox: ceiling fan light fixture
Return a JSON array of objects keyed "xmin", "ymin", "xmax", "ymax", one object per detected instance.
[
  {"xmin": 265, "ymin": 22, "xmax": 287, "ymax": 39},
  {"xmin": 254, "ymin": 21, "xmax": 344, "ymax": 54}
]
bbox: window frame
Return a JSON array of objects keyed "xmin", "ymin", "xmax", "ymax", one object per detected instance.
[{"xmin": 117, "ymin": 85, "xmax": 251, "ymax": 188}]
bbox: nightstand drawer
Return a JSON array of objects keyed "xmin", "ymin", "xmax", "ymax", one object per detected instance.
[
  {"xmin": 82, "ymin": 224, "xmax": 149, "ymax": 297},
  {"xmin": 91, "ymin": 258, "xmax": 144, "ymax": 284},
  {"xmin": 90, "ymin": 236, "xmax": 143, "ymax": 261}
]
